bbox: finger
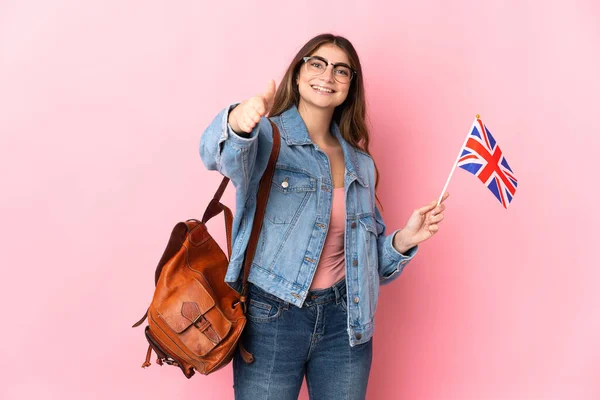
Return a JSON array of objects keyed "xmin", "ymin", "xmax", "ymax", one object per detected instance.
[
  {"xmin": 417, "ymin": 201, "xmax": 437, "ymax": 216},
  {"xmin": 428, "ymin": 224, "xmax": 439, "ymax": 233},
  {"xmin": 428, "ymin": 194, "xmax": 449, "ymax": 216},
  {"xmin": 241, "ymin": 117, "xmax": 256, "ymax": 133},
  {"xmin": 430, "ymin": 204, "xmax": 446, "ymax": 217},
  {"xmin": 262, "ymin": 79, "xmax": 276, "ymax": 101},
  {"xmin": 261, "ymin": 79, "xmax": 277, "ymax": 112},
  {"xmin": 247, "ymin": 108, "xmax": 261, "ymax": 124},
  {"xmin": 239, "ymin": 122, "xmax": 251, "ymax": 133},
  {"xmin": 439, "ymin": 192, "xmax": 450, "ymax": 203},
  {"xmin": 240, "ymin": 122, "xmax": 253, "ymax": 133},
  {"xmin": 429, "ymin": 213, "xmax": 444, "ymax": 224},
  {"xmin": 242, "ymin": 110, "xmax": 255, "ymax": 126},
  {"xmin": 251, "ymin": 97, "xmax": 266, "ymax": 116},
  {"xmin": 246, "ymin": 116, "xmax": 257, "ymax": 130}
]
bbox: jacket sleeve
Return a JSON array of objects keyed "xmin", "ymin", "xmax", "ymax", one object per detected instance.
[
  {"xmin": 199, "ymin": 104, "xmax": 272, "ymax": 201},
  {"xmin": 374, "ymin": 204, "xmax": 418, "ymax": 285}
]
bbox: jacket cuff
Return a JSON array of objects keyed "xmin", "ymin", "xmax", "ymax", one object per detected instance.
[
  {"xmin": 379, "ymin": 229, "xmax": 418, "ymax": 284},
  {"xmin": 384, "ymin": 228, "xmax": 418, "ymax": 263}
]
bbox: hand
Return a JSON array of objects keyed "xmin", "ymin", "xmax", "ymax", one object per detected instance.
[
  {"xmin": 393, "ymin": 192, "xmax": 449, "ymax": 253},
  {"xmin": 228, "ymin": 80, "xmax": 277, "ymax": 134}
]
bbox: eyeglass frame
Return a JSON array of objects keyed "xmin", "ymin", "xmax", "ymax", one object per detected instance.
[{"xmin": 301, "ymin": 56, "xmax": 357, "ymax": 83}]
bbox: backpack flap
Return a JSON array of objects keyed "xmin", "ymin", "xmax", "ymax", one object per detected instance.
[{"xmin": 157, "ymin": 278, "xmax": 232, "ymax": 357}]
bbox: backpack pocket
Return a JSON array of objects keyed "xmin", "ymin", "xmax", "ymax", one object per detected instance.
[{"xmin": 157, "ymin": 278, "xmax": 232, "ymax": 357}]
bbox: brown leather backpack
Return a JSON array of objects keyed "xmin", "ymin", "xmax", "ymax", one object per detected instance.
[{"xmin": 132, "ymin": 121, "xmax": 281, "ymax": 378}]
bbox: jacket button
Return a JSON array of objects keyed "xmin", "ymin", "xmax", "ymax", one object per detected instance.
[
  {"xmin": 353, "ymin": 296, "xmax": 359, "ymax": 303},
  {"xmin": 355, "ymin": 333, "xmax": 362, "ymax": 340},
  {"xmin": 352, "ymin": 259, "xmax": 358, "ymax": 267},
  {"xmin": 351, "ymin": 222, "xmax": 357, "ymax": 228}
]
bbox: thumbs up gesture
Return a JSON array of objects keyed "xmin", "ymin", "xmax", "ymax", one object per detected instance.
[{"xmin": 228, "ymin": 80, "xmax": 277, "ymax": 134}]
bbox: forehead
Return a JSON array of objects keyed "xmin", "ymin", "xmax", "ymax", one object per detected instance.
[{"xmin": 310, "ymin": 44, "xmax": 350, "ymax": 66}]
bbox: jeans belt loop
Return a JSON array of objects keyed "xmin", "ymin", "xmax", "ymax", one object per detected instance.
[{"xmin": 333, "ymin": 283, "xmax": 341, "ymax": 305}]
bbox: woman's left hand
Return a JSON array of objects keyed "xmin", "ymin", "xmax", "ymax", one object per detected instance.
[{"xmin": 393, "ymin": 192, "xmax": 449, "ymax": 254}]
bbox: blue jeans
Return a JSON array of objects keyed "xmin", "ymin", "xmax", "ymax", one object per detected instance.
[{"xmin": 233, "ymin": 279, "xmax": 373, "ymax": 400}]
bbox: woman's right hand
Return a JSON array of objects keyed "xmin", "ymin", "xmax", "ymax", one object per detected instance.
[{"xmin": 228, "ymin": 80, "xmax": 277, "ymax": 134}]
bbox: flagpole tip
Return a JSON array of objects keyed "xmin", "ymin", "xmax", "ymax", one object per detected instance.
[{"xmin": 476, "ymin": 114, "xmax": 481, "ymax": 119}]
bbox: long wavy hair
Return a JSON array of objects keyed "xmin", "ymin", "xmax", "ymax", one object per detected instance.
[{"xmin": 269, "ymin": 33, "xmax": 383, "ymax": 210}]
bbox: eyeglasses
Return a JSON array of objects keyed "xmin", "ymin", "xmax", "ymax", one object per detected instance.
[{"xmin": 301, "ymin": 56, "xmax": 356, "ymax": 84}]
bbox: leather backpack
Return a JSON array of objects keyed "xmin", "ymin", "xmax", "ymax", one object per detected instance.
[{"xmin": 132, "ymin": 120, "xmax": 281, "ymax": 378}]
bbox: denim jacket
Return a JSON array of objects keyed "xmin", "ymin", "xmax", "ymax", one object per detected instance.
[{"xmin": 199, "ymin": 104, "xmax": 417, "ymax": 346}]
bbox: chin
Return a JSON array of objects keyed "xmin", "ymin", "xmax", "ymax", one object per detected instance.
[{"xmin": 305, "ymin": 95, "xmax": 343, "ymax": 110}]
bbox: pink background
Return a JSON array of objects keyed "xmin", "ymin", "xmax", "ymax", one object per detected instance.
[{"xmin": 1, "ymin": 1, "xmax": 598, "ymax": 399}]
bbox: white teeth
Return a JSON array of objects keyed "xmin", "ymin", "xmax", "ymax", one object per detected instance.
[{"xmin": 312, "ymin": 85, "xmax": 333, "ymax": 93}]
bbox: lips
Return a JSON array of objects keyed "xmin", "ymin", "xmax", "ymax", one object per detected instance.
[{"xmin": 311, "ymin": 85, "xmax": 335, "ymax": 94}]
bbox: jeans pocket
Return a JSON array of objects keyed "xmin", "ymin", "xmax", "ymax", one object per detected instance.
[{"xmin": 246, "ymin": 289, "xmax": 283, "ymax": 323}]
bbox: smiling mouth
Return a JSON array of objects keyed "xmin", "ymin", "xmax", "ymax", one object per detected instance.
[{"xmin": 311, "ymin": 85, "xmax": 335, "ymax": 94}]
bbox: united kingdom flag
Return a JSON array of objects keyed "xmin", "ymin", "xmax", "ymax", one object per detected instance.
[{"xmin": 457, "ymin": 117, "xmax": 518, "ymax": 208}]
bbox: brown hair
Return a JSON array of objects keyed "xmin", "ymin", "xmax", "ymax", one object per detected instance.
[{"xmin": 269, "ymin": 33, "xmax": 383, "ymax": 209}]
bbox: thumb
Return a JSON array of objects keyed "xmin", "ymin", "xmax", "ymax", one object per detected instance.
[{"xmin": 261, "ymin": 79, "xmax": 276, "ymax": 112}]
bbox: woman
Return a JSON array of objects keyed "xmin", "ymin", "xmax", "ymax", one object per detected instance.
[{"xmin": 200, "ymin": 33, "xmax": 448, "ymax": 400}]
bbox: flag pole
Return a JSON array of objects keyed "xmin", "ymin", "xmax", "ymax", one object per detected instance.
[{"xmin": 437, "ymin": 115, "xmax": 480, "ymax": 206}]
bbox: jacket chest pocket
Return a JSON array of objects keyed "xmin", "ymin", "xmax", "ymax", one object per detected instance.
[
  {"xmin": 359, "ymin": 215, "xmax": 378, "ymax": 268},
  {"xmin": 265, "ymin": 167, "xmax": 316, "ymax": 225},
  {"xmin": 359, "ymin": 214, "xmax": 380, "ymax": 315}
]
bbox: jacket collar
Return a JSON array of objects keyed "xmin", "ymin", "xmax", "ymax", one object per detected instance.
[{"xmin": 278, "ymin": 105, "xmax": 368, "ymax": 187}]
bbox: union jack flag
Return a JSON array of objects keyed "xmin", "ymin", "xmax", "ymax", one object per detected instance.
[{"xmin": 457, "ymin": 117, "xmax": 518, "ymax": 208}]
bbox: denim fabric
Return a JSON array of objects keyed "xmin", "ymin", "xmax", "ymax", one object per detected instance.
[
  {"xmin": 200, "ymin": 104, "xmax": 418, "ymax": 346},
  {"xmin": 233, "ymin": 279, "xmax": 372, "ymax": 400}
]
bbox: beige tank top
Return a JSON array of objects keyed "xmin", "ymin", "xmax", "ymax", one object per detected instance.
[{"xmin": 309, "ymin": 187, "xmax": 346, "ymax": 290}]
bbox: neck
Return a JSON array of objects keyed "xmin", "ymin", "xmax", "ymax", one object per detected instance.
[{"xmin": 297, "ymin": 100, "xmax": 336, "ymax": 145}]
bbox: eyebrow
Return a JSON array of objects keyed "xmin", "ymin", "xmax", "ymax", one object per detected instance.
[{"xmin": 310, "ymin": 55, "xmax": 353, "ymax": 70}]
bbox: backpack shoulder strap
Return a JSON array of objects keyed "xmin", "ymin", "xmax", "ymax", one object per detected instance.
[{"xmin": 240, "ymin": 120, "xmax": 281, "ymax": 301}]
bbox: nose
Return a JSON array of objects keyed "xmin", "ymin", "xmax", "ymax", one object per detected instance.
[{"xmin": 319, "ymin": 65, "xmax": 335, "ymax": 83}]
